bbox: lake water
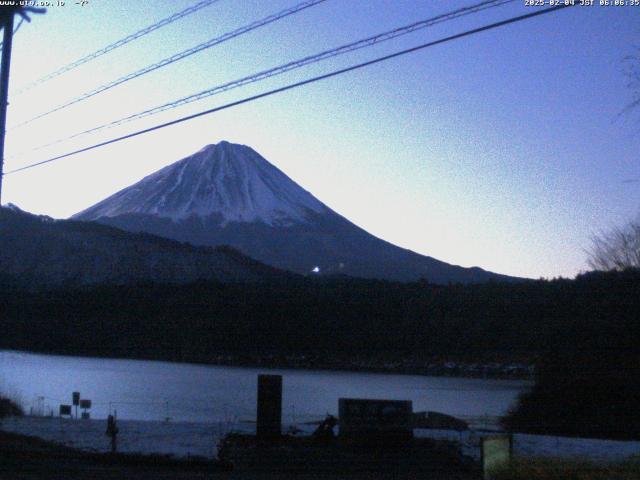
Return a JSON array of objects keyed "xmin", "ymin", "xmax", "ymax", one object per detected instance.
[{"xmin": 0, "ymin": 350, "xmax": 529, "ymax": 425}]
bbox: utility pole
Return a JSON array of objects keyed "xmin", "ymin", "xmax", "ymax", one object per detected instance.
[
  {"xmin": 0, "ymin": 6, "xmax": 45, "ymax": 204},
  {"xmin": 0, "ymin": 9, "xmax": 15, "ymax": 204}
]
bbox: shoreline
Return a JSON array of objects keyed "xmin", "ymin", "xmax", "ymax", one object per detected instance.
[
  {"xmin": 4, "ymin": 415, "xmax": 640, "ymax": 465},
  {"xmin": 1, "ymin": 348, "xmax": 534, "ymax": 381}
]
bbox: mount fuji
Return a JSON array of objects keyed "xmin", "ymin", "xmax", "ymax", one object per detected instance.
[{"xmin": 73, "ymin": 141, "xmax": 516, "ymax": 283}]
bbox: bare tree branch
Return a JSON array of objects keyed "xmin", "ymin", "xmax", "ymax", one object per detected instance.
[
  {"xmin": 622, "ymin": 46, "xmax": 640, "ymax": 116},
  {"xmin": 587, "ymin": 218, "xmax": 640, "ymax": 271}
]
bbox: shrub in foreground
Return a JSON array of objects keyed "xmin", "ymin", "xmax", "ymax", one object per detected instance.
[
  {"xmin": 503, "ymin": 351, "xmax": 640, "ymax": 440},
  {"xmin": 0, "ymin": 395, "xmax": 24, "ymax": 418}
]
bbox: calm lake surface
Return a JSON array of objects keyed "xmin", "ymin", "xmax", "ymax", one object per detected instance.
[{"xmin": 0, "ymin": 350, "xmax": 529, "ymax": 424}]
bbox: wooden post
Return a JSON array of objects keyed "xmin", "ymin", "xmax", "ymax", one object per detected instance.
[
  {"xmin": 106, "ymin": 411, "xmax": 119, "ymax": 454},
  {"xmin": 256, "ymin": 374, "xmax": 282, "ymax": 439}
]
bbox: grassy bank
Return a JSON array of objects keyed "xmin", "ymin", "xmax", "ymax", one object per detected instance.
[{"xmin": 493, "ymin": 458, "xmax": 640, "ymax": 480}]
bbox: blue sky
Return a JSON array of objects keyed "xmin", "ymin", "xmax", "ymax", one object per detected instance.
[{"xmin": 2, "ymin": 0, "xmax": 639, "ymax": 279}]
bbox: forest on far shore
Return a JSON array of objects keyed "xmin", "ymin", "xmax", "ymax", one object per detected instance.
[{"xmin": 1, "ymin": 268, "xmax": 637, "ymax": 363}]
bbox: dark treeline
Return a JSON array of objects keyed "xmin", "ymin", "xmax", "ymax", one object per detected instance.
[{"xmin": 1, "ymin": 269, "xmax": 638, "ymax": 364}]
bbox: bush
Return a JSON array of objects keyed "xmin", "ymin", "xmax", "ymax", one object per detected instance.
[
  {"xmin": 0, "ymin": 395, "xmax": 24, "ymax": 418},
  {"xmin": 502, "ymin": 351, "xmax": 640, "ymax": 440}
]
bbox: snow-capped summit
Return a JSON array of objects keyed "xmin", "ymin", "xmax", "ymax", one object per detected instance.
[
  {"xmin": 75, "ymin": 141, "xmax": 326, "ymax": 226},
  {"xmin": 74, "ymin": 141, "xmax": 519, "ymax": 283}
]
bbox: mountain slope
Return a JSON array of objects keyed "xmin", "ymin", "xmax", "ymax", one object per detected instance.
[
  {"xmin": 0, "ymin": 205, "xmax": 287, "ymax": 289},
  {"xmin": 74, "ymin": 141, "xmax": 519, "ymax": 283}
]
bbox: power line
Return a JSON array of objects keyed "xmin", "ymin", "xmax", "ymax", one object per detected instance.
[
  {"xmin": 18, "ymin": 0, "xmax": 513, "ymax": 154},
  {"xmin": 34, "ymin": 0, "xmax": 514, "ymax": 150},
  {"xmin": 13, "ymin": 0, "xmax": 221, "ymax": 95},
  {"xmin": 4, "ymin": 4, "xmax": 574, "ymax": 177},
  {"xmin": 10, "ymin": 0, "xmax": 328, "ymax": 129}
]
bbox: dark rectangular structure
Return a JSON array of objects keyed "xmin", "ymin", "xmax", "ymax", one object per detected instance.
[
  {"xmin": 72, "ymin": 392, "xmax": 80, "ymax": 406},
  {"xmin": 256, "ymin": 374, "xmax": 282, "ymax": 439},
  {"xmin": 59, "ymin": 404, "xmax": 72, "ymax": 416},
  {"xmin": 339, "ymin": 398, "xmax": 413, "ymax": 443}
]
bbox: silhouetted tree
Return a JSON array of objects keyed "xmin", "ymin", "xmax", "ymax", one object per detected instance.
[
  {"xmin": 587, "ymin": 218, "xmax": 640, "ymax": 271},
  {"xmin": 503, "ymin": 350, "xmax": 640, "ymax": 440}
]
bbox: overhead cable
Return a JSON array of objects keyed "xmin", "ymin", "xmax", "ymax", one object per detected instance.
[
  {"xmin": 16, "ymin": 0, "xmax": 514, "ymax": 155},
  {"xmin": 4, "ymin": 4, "xmax": 574, "ymax": 176},
  {"xmin": 15, "ymin": 0, "xmax": 221, "ymax": 94},
  {"xmin": 64, "ymin": 0, "xmax": 517, "ymax": 142},
  {"xmin": 11, "ymin": 0, "xmax": 327, "ymax": 128}
]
